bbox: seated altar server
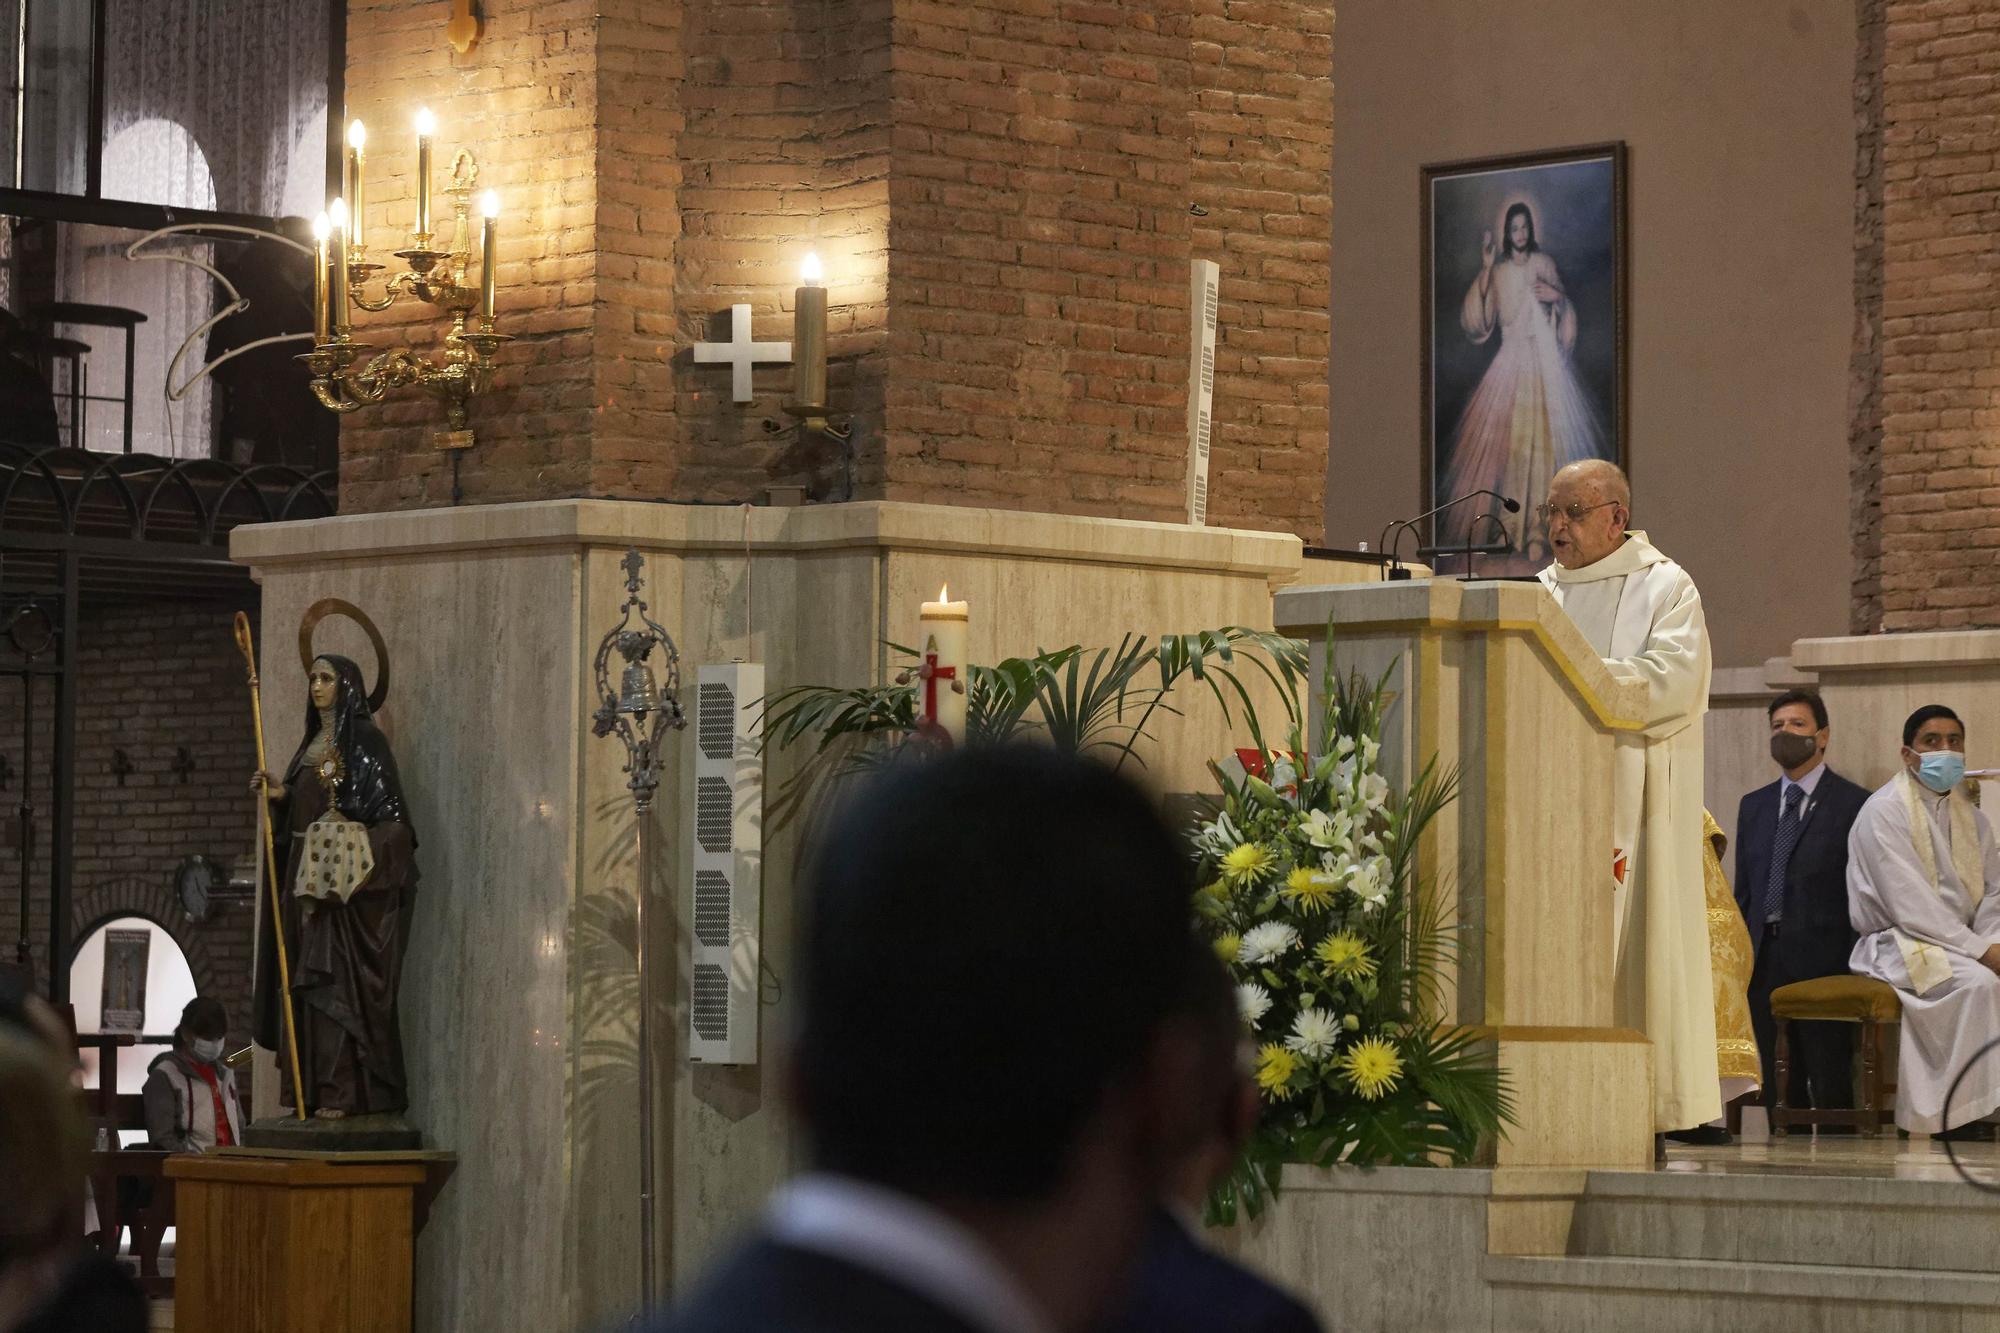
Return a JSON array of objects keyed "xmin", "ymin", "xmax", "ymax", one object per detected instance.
[
  {"xmin": 1537, "ymin": 459, "xmax": 1720, "ymax": 1138},
  {"xmin": 1848, "ymin": 705, "xmax": 2000, "ymax": 1138},
  {"xmin": 655, "ymin": 745, "xmax": 1206, "ymax": 1333}
]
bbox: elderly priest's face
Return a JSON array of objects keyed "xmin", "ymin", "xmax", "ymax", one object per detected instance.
[{"xmin": 1545, "ymin": 470, "xmax": 1629, "ymax": 570}]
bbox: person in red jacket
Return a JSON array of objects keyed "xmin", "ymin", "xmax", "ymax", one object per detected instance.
[{"xmin": 142, "ymin": 997, "xmax": 242, "ymax": 1153}]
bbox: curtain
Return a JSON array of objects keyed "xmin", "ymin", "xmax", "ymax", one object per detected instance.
[{"xmin": 44, "ymin": 0, "xmax": 331, "ymax": 457}]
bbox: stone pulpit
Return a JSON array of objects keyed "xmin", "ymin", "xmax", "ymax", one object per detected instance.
[{"xmin": 1274, "ymin": 577, "xmax": 1654, "ymax": 1188}]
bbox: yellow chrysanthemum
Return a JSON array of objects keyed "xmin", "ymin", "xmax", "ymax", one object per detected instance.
[
  {"xmin": 1339, "ymin": 1035, "xmax": 1404, "ymax": 1100},
  {"xmin": 1213, "ymin": 933, "xmax": 1242, "ymax": 965},
  {"xmin": 1221, "ymin": 842, "xmax": 1276, "ymax": 886},
  {"xmin": 1281, "ymin": 865, "xmax": 1337, "ymax": 913},
  {"xmin": 1255, "ymin": 1042, "xmax": 1298, "ymax": 1100},
  {"xmin": 1315, "ymin": 931, "xmax": 1378, "ymax": 981}
]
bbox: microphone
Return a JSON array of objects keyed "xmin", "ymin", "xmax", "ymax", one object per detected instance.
[{"xmin": 1380, "ymin": 490, "xmax": 1520, "ymax": 581}]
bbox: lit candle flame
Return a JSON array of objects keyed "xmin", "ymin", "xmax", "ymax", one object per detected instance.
[
  {"xmin": 347, "ymin": 118, "xmax": 367, "ymax": 150},
  {"xmin": 801, "ymin": 251, "xmax": 823, "ymax": 286},
  {"xmin": 480, "ymin": 189, "xmax": 500, "ymax": 219},
  {"xmin": 414, "ymin": 106, "xmax": 437, "ymax": 137},
  {"xmin": 328, "ymin": 197, "xmax": 348, "ymax": 229},
  {"xmin": 937, "ymin": 584, "xmax": 949, "ymax": 601},
  {"xmin": 311, "ymin": 211, "xmax": 330, "ymax": 242}
]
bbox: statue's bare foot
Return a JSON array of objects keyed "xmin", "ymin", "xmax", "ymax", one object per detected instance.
[{"xmin": 314, "ymin": 1107, "xmax": 348, "ymax": 1120}]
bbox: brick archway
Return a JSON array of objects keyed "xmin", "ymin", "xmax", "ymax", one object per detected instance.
[{"xmin": 70, "ymin": 875, "xmax": 223, "ymax": 1008}]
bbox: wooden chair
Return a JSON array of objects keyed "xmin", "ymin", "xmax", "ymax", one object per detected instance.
[
  {"xmin": 66, "ymin": 1025, "xmax": 176, "ymax": 1295},
  {"xmin": 1768, "ymin": 976, "xmax": 1901, "ymax": 1136}
]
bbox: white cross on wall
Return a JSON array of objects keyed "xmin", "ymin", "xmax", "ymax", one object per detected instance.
[{"xmin": 691, "ymin": 304, "xmax": 792, "ymax": 403}]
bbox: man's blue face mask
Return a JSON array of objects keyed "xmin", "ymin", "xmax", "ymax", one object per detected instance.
[{"xmin": 1915, "ymin": 750, "xmax": 1965, "ymax": 795}]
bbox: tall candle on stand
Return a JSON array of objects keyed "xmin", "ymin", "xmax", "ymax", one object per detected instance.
[
  {"xmin": 310, "ymin": 211, "xmax": 330, "ymax": 343},
  {"xmin": 918, "ymin": 584, "xmax": 969, "ymax": 744},
  {"xmin": 327, "ymin": 198, "xmax": 350, "ymax": 334},
  {"xmin": 344, "ymin": 119, "xmax": 367, "ymax": 252},
  {"xmin": 414, "ymin": 107, "xmax": 436, "ymax": 239},
  {"xmin": 478, "ymin": 190, "xmax": 499, "ymax": 320},
  {"xmin": 793, "ymin": 251, "xmax": 827, "ymax": 409}
]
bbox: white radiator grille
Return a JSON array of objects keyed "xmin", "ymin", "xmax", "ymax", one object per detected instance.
[{"xmin": 687, "ymin": 663, "xmax": 764, "ymax": 1064}]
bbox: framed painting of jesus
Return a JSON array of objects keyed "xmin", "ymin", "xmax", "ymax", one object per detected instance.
[{"xmin": 1421, "ymin": 142, "xmax": 1627, "ymax": 576}]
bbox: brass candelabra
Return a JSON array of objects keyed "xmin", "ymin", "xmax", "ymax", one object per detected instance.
[{"xmin": 305, "ymin": 124, "xmax": 510, "ymax": 453}]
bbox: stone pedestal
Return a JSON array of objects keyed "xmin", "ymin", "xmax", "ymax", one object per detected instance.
[
  {"xmin": 233, "ymin": 498, "xmax": 1301, "ymax": 1328},
  {"xmin": 242, "ymin": 1112, "xmax": 422, "ymax": 1152}
]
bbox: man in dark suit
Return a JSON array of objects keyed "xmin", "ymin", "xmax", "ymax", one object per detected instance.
[
  {"xmin": 653, "ymin": 746, "xmax": 1208, "ymax": 1333},
  {"xmin": 1100, "ymin": 943, "xmax": 1322, "ymax": 1333},
  {"xmin": 1734, "ymin": 688, "xmax": 1870, "ymax": 1119}
]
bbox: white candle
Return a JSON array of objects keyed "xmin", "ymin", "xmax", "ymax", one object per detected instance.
[
  {"xmin": 345, "ymin": 119, "xmax": 367, "ymax": 252},
  {"xmin": 414, "ymin": 107, "xmax": 436, "ymax": 239},
  {"xmin": 310, "ymin": 211, "xmax": 330, "ymax": 344},
  {"xmin": 478, "ymin": 190, "xmax": 499, "ymax": 320},
  {"xmin": 794, "ymin": 251, "xmax": 827, "ymax": 410},
  {"xmin": 918, "ymin": 584, "xmax": 969, "ymax": 744},
  {"xmin": 327, "ymin": 198, "xmax": 350, "ymax": 334}
]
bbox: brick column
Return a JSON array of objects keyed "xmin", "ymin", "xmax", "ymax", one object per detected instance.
[
  {"xmin": 337, "ymin": 0, "xmax": 1331, "ymax": 540},
  {"xmin": 1875, "ymin": 0, "xmax": 2000, "ymax": 631}
]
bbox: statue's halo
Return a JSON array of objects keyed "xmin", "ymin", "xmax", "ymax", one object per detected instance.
[{"xmin": 298, "ymin": 598, "xmax": 390, "ymax": 714}]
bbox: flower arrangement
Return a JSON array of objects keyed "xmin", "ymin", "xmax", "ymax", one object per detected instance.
[{"xmin": 1193, "ymin": 650, "xmax": 1512, "ymax": 1222}]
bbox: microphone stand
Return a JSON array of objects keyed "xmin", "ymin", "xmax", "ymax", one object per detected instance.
[
  {"xmin": 1459, "ymin": 510, "xmax": 1509, "ymax": 581},
  {"xmin": 1380, "ymin": 489, "xmax": 1519, "ymax": 580}
]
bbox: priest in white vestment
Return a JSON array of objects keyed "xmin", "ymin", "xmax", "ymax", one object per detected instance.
[
  {"xmin": 1848, "ymin": 705, "xmax": 2000, "ymax": 1136},
  {"xmin": 1536, "ymin": 460, "xmax": 1720, "ymax": 1134}
]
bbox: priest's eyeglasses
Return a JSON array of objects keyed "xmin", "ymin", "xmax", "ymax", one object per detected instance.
[{"xmin": 1534, "ymin": 499, "xmax": 1620, "ymax": 525}]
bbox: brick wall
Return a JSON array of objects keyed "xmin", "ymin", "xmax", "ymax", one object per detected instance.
[
  {"xmin": 338, "ymin": 0, "xmax": 603, "ymax": 509},
  {"xmin": 1875, "ymin": 0, "xmax": 2000, "ymax": 631},
  {"xmin": 1853, "ymin": 0, "xmax": 1886, "ymax": 633},
  {"xmin": 882, "ymin": 1, "xmax": 1198, "ymax": 520},
  {"xmin": 878, "ymin": 0, "xmax": 1330, "ymax": 537},
  {"xmin": 0, "ymin": 601, "xmax": 261, "ymax": 1048},
  {"xmin": 1189, "ymin": 0, "xmax": 1332, "ymax": 539},
  {"xmin": 334, "ymin": 0, "xmax": 1331, "ymax": 539},
  {"xmin": 672, "ymin": 0, "xmax": 892, "ymax": 503}
]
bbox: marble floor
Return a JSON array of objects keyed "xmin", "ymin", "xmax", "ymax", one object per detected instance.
[{"xmin": 1661, "ymin": 1131, "xmax": 2000, "ymax": 1185}]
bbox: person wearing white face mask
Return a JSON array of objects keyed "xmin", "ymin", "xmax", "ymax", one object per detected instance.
[
  {"xmin": 1847, "ymin": 705, "xmax": 2000, "ymax": 1140},
  {"xmin": 142, "ymin": 997, "xmax": 243, "ymax": 1153}
]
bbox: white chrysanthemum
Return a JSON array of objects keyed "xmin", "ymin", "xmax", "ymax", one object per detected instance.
[
  {"xmin": 1236, "ymin": 982, "xmax": 1273, "ymax": 1028},
  {"xmin": 1285, "ymin": 1006, "xmax": 1341, "ymax": 1060},
  {"xmin": 1239, "ymin": 921, "xmax": 1300, "ymax": 963}
]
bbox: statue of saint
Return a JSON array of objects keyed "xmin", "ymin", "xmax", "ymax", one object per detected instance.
[{"xmin": 251, "ymin": 654, "xmax": 418, "ymax": 1120}]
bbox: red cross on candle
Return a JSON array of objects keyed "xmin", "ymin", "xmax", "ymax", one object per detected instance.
[{"xmin": 913, "ymin": 644, "xmax": 959, "ymax": 748}]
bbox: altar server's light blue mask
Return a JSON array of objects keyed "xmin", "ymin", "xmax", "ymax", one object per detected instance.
[{"xmin": 1916, "ymin": 751, "xmax": 1965, "ymax": 794}]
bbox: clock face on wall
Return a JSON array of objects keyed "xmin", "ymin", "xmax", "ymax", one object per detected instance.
[{"xmin": 176, "ymin": 854, "xmax": 219, "ymax": 924}]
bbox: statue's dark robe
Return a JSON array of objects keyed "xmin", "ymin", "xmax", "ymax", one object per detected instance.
[{"xmin": 253, "ymin": 656, "xmax": 418, "ymax": 1115}]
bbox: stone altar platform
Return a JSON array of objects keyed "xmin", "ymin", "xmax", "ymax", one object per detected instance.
[
  {"xmin": 231, "ymin": 497, "xmax": 1309, "ymax": 1329},
  {"xmin": 1227, "ymin": 1138, "xmax": 2000, "ymax": 1332}
]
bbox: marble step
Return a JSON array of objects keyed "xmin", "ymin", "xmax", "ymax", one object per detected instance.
[
  {"xmin": 1485, "ymin": 1254, "xmax": 2000, "ymax": 1333},
  {"xmin": 1569, "ymin": 1167, "xmax": 2000, "ymax": 1273}
]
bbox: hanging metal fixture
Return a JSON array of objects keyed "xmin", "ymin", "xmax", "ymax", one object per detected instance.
[{"xmin": 588, "ymin": 547, "xmax": 684, "ymax": 1314}]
